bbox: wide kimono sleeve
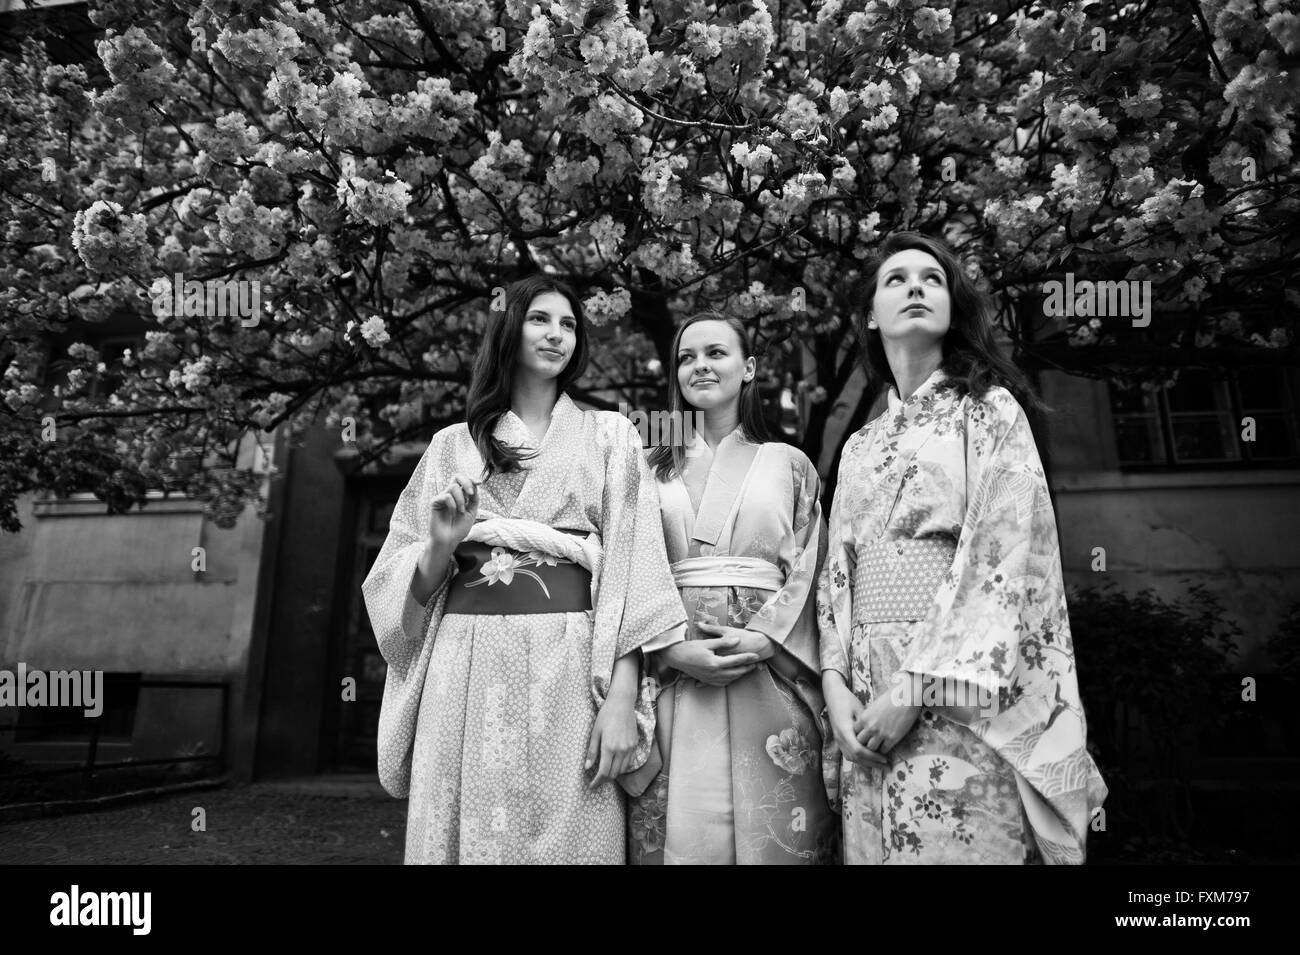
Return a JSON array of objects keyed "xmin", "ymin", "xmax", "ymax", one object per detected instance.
[
  {"xmin": 361, "ymin": 430, "xmax": 458, "ymax": 799},
  {"xmin": 816, "ymin": 433, "xmax": 862, "ymax": 681},
  {"xmin": 745, "ymin": 448, "xmax": 828, "ymax": 677},
  {"xmin": 899, "ymin": 389, "xmax": 1107, "ymax": 864},
  {"xmin": 591, "ymin": 414, "xmax": 689, "ymax": 792}
]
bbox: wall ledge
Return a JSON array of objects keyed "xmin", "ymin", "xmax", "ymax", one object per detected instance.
[
  {"xmin": 1053, "ymin": 469, "xmax": 1300, "ymax": 493},
  {"xmin": 33, "ymin": 495, "xmax": 205, "ymax": 518}
]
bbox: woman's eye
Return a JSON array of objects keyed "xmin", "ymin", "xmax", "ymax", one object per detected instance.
[{"xmin": 677, "ymin": 354, "xmax": 692, "ymax": 364}]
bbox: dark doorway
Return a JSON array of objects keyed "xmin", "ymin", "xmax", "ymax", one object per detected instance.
[{"xmin": 323, "ymin": 480, "xmax": 403, "ymax": 772}]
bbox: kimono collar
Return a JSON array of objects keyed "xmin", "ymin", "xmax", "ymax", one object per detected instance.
[
  {"xmin": 686, "ymin": 425, "xmax": 759, "ymax": 547},
  {"xmin": 886, "ymin": 367, "xmax": 948, "ymax": 418},
  {"xmin": 496, "ymin": 391, "xmax": 578, "ymax": 450},
  {"xmin": 488, "ymin": 391, "xmax": 583, "ymax": 520},
  {"xmin": 683, "ymin": 421, "xmax": 748, "ymax": 460}
]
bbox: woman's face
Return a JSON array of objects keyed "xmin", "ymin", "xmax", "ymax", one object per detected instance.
[
  {"xmin": 676, "ymin": 319, "xmax": 754, "ymax": 412},
  {"xmin": 516, "ymin": 291, "xmax": 578, "ymax": 381},
  {"xmin": 868, "ymin": 248, "xmax": 952, "ymax": 346}
]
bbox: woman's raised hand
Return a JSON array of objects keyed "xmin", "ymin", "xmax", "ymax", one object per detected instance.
[{"xmin": 428, "ymin": 474, "xmax": 479, "ymax": 548}]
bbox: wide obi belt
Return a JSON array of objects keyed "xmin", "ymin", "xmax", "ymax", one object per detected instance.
[
  {"xmin": 443, "ymin": 519, "xmax": 601, "ymax": 616},
  {"xmin": 851, "ymin": 537, "xmax": 957, "ymax": 625},
  {"xmin": 670, "ymin": 556, "xmax": 784, "ymax": 592}
]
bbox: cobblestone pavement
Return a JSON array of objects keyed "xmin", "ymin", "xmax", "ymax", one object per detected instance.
[{"xmin": 0, "ymin": 777, "xmax": 407, "ymax": 864}]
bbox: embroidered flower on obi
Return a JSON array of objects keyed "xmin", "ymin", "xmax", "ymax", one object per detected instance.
[
  {"xmin": 466, "ymin": 547, "xmax": 554, "ymax": 598},
  {"xmin": 482, "ymin": 548, "xmax": 518, "ymax": 585}
]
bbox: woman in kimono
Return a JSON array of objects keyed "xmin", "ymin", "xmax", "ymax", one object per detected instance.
[
  {"xmin": 628, "ymin": 311, "xmax": 837, "ymax": 864},
  {"xmin": 817, "ymin": 232, "xmax": 1107, "ymax": 864},
  {"xmin": 362, "ymin": 274, "xmax": 686, "ymax": 864}
]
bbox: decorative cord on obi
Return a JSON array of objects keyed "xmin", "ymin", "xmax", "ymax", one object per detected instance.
[{"xmin": 669, "ymin": 555, "xmax": 784, "ymax": 592}]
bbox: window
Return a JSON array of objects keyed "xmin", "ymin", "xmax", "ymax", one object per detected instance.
[
  {"xmin": 1110, "ymin": 368, "xmax": 1299, "ymax": 468},
  {"xmin": 13, "ymin": 673, "xmax": 140, "ymax": 743}
]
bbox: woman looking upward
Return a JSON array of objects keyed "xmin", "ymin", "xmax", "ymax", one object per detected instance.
[{"xmin": 817, "ymin": 233, "xmax": 1107, "ymax": 864}]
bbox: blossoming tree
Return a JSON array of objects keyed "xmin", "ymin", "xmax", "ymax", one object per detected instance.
[{"xmin": 1, "ymin": 0, "xmax": 1296, "ymax": 529}]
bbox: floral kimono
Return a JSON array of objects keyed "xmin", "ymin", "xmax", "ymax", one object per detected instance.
[
  {"xmin": 817, "ymin": 370, "xmax": 1106, "ymax": 865},
  {"xmin": 362, "ymin": 393, "xmax": 686, "ymax": 864},
  {"xmin": 629, "ymin": 429, "xmax": 838, "ymax": 865}
]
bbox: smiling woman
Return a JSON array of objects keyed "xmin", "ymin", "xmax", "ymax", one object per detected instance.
[
  {"xmin": 464, "ymin": 275, "xmax": 590, "ymax": 476},
  {"xmin": 632, "ymin": 311, "xmax": 838, "ymax": 865},
  {"xmin": 362, "ymin": 274, "xmax": 686, "ymax": 865}
]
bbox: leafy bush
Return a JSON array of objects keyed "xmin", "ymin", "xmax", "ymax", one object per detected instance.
[
  {"xmin": 1070, "ymin": 583, "xmax": 1240, "ymax": 852},
  {"xmin": 1266, "ymin": 600, "xmax": 1300, "ymax": 684}
]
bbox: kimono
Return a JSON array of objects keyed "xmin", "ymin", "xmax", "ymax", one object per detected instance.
[
  {"xmin": 362, "ymin": 392, "xmax": 686, "ymax": 864},
  {"xmin": 817, "ymin": 370, "xmax": 1106, "ymax": 865},
  {"xmin": 629, "ymin": 430, "xmax": 838, "ymax": 864}
]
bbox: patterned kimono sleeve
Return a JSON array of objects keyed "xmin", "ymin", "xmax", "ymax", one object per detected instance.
[
  {"xmin": 593, "ymin": 415, "xmax": 689, "ymax": 664},
  {"xmin": 900, "ymin": 389, "xmax": 1106, "ymax": 862},
  {"xmin": 816, "ymin": 437, "xmax": 859, "ymax": 680},
  {"xmin": 745, "ymin": 449, "xmax": 828, "ymax": 677},
  {"xmin": 591, "ymin": 415, "xmax": 689, "ymax": 793},
  {"xmin": 361, "ymin": 430, "xmax": 458, "ymax": 797},
  {"xmin": 361, "ymin": 431, "xmax": 455, "ymax": 663},
  {"xmin": 899, "ymin": 390, "xmax": 1060, "ymax": 704}
]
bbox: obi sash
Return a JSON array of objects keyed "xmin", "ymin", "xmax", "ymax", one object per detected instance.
[
  {"xmin": 443, "ymin": 533, "xmax": 594, "ymax": 615},
  {"xmin": 851, "ymin": 538, "xmax": 956, "ymax": 625},
  {"xmin": 670, "ymin": 556, "xmax": 784, "ymax": 592}
]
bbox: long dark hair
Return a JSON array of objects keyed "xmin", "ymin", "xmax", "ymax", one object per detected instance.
[
  {"xmin": 857, "ymin": 231, "xmax": 1044, "ymax": 415},
  {"xmin": 465, "ymin": 274, "xmax": 590, "ymax": 477},
  {"xmin": 648, "ymin": 310, "xmax": 773, "ymax": 482}
]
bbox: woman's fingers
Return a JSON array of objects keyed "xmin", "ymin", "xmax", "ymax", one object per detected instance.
[
  {"xmin": 590, "ymin": 745, "xmax": 615, "ymax": 789},
  {"xmin": 713, "ymin": 664, "xmax": 756, "ymax": 685},
  {"xmin": 447, "ymin": 484, "xmax": 467, "ymax": 514},
  {"xmin": 611, "ymin": 750, "xmax": 630, "ymax": 779},
  {"xmin": 833, "ymin": 714, "xmax": 889, "ymax": 768},
  {"xmin": 454, "ymin": 475, "xmax": 479, "ymax": 510},
  {"xmin": 839, "ymin": 733, "xmax": 886, "ymax": 768},
  {"xmin": 700, "ymin": 636, "xmax": 741, "ymax": 652},
  {"xmin": 584, "ymin": 725, "xmax": 600, "ymax": 772},
  {"xmin": 859, "ymin": 748, "xmax": 890, "ymax": 768},
  {"xmin": 712, "ymin": 651, "xmax": 759, "ymax": 668}
]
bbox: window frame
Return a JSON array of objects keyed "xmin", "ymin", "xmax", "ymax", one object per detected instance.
[{"xmin": 1110, "ymin": 367, "xmax": 1300, "ymax": 471}]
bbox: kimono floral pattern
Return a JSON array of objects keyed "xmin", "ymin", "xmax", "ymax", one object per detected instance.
[
  {"xmin": 817, "ymin": 370, "xmax": 1106, "ymax": 865},
  {"xmin": 629, "ymin": 434, "xmax": 838, "ymax": 865}
]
